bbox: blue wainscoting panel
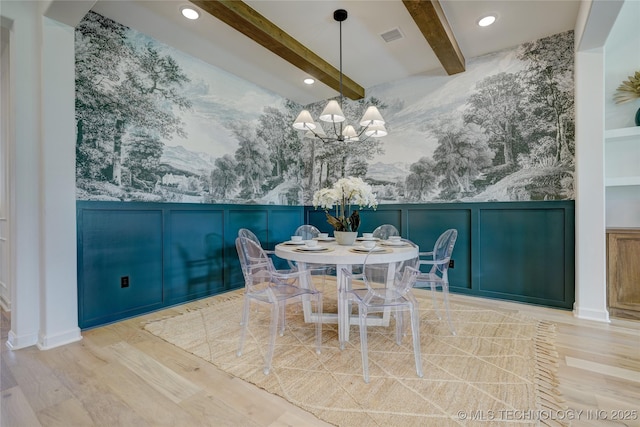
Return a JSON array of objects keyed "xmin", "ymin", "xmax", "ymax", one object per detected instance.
[
  {"xmin": 478, "ymin": 206, "xmax": 571, "ymax": 307},
  {"xmin": 407, "ymin": 207, "xmax": 472, "ymax": 291},
  {"xmin": 165, "ymin": 209, "xmax": 225, "ymax": 306},
  {"xmin": 78, "ymin": 207, "xmax": 163, "ymax": 328}
]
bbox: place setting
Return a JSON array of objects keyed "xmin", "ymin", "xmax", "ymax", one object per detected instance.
[
  {"xmin": 349, "ymin": 240, "xmax": 391, "ymax": 254},
  {"xmin": 355, "ymin": 232, "xmax": 379, "ymax": 242},
  {"xmin": 281, "ymin": 235, "xmax": 306, "ymax": 245},
  {"xmin": 380, "ymin": 236, "xmax": 410, "ymax": 247},
  {"xmin": 293, "ymin": 239, "xmax": 333, "ymax": 252},
  {"xmin": 313, "ymin": 232, "xmax": 335, "ymax": 242}
]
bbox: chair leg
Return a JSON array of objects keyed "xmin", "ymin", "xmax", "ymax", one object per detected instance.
[
  {"xmin": 441, "ymin": 283, "xmax": 456, "ymax": 335},
  {"xmin": 314, "ymin": 293, "xmax": 322, "ymax": 354},
  {"xmin": 410, "ymin": 305, "xmax": 424, "ymax": 378},
  {"xmin": 358, "ymin": 308, "xmax": 370, "ymax": 383},
  {"xmin": 237, "ymin": 297, "xmax": 250, "ymax": 357},
  {"xmin": 279, "ymin": 300, "xmax": 286, "ymax": 336},
  {"xmin": 430, "ymin": 283, "xmax": 442, "ymax": 320},
  {"xmin": 264, "ymin": 302, "xmax": 279, "ymax": 375},
  {"xmin": 394, "ymin": 307, "xmax": 403, "ymax": 345}
]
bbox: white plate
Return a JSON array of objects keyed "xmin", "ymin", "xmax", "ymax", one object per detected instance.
[
  {"xmin": 350, "ymin": 246, "xmax": 386, "ymax": 253},
  {"xmin": 356, "ymin": 237, "xmax": 379, "ymax": 241},
  {"xmin": 283, "ymin": 240, "xmax": 306, "ymax": 245},
  {"xmin": 295, "ymin": 246, "xmax": 329, "ymax": 252},
  {"xmin": 314, "ymin": 237, "xmax": 335, "ymax": 241},
  {"xmin": 381, "ymin": 241, "xmax": 408, "ymax": 247}
]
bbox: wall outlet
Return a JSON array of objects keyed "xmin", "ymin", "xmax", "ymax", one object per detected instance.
[
  {"xmin": 448, "ymin": 260, "xmax": 454, "ymax": 269},
  {"xmin": 120, "ymin": 276, "xmax": 130, "ymax": 288}
]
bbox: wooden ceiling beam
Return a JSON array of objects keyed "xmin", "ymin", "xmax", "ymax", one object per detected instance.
[
  {"xmin": 402, "ymin": 0, "xmax": 465, "ymax": 75},
  {"xmin": 190, "ymin": 0, "xmax": 365, "ymax": 100}
]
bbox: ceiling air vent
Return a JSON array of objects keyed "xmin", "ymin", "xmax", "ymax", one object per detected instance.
[{"xmin": 380, "ymin": 27, "xmax": 404, "ymax": 43}]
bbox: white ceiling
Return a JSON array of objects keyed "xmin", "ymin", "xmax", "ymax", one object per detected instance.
[{"xmin": 90, "ymin": 0, "xmax": 582, "ymax": 105}]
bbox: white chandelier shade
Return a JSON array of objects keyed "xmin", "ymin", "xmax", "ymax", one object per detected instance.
[{"xmin": 292, "ymin": 9, "xmax": 388, "ymax": 143}]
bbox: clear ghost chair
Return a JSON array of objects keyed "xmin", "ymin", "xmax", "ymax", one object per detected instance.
[
  {"xmin": 238, "ymin": 228, "xmax": 276, "ymax": 258},
  {"xmin": 294, "ymin": 224, "xmax": 322, "ymax": 240},
  {"xmin": 289, "ymin": 224, "xmax": 334, "ymax": 286},
  {"xmin": 339, "ymin": 246, "xmax": 422, "ymax": 383},
  {"xmin": 414, "ymin": 229, "xmax": 458, "ymax": 335},
  {"xmin": 235, "ymin": 236, "xmax": 323, "ymax": 375},
  {"xmin": 372, "ymin": 224, "xmax": 400, "ymax": 240}
]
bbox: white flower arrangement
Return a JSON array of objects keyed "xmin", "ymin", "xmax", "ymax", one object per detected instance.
[{"xmin": 312, "ymin": 177, "xmax": 378, "ymax": 232}]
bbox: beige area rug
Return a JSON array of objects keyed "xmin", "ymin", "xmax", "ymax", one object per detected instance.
[{"xmin": 144, "ymin": 288, "xmax": 567, "ymax": 427}]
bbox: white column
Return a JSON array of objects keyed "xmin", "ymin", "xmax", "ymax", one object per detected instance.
[
  {"xmin": 574, "ymin": 49, "xmax": 610, "ymax": 322},
  {"xmin": 3, "ymin": 1, "xmax": 42, "ymax": 349},
  {"xmin": 38, "ymin": 16, "xmax": 81, "ymax": 349}
]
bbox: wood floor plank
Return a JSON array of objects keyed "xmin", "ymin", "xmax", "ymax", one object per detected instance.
[
  {"xmin": 92, "ymin": 355, "xmax": 203, "ymax": 426},
  {"xmin": 1, "ymin": 386, "xmax": 42, "ymax": 427},
  {"xmin": 2, "ymin": 346, "xmax": 76, "ymax": 412},
  {"xmin": 566, "ymin": 356, "xmax": 640, "ymax": 383},
  {"xmin": 36, "ymin": 397, "xmax": 96, "ymax": 427},
  {"xmin": 106, "ymin": 341, "xmax": 202, "ymax": 404}
]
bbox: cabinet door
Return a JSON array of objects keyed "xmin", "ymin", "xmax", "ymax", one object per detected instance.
[{"xmin": 607, "ymin": 230, "xmax": 640, "ymax": 320}]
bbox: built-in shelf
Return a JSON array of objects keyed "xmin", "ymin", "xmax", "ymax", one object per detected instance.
[
  {"xmin": 605, "ymin": 126, "xmax": 640, "ymax": 187},
  {"xmin": 606, "ymin": 176, "xmax": 640, "ymax": 187},
  {"xmin": 605, "ymin": 126, "xmax": 640, "ymax": 141}
]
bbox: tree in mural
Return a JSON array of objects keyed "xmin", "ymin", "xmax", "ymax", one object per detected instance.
[
  {"xmin": 431, "ymin": 116, "xmax": 493, "ymax": 199},
  {"xmin": 405, "ymin": 157, "xmax": 438, "ymax": 202},
  {"xmin": 122, "ymin": 131, "xmax": 164, "ymax": 191},
  {"xmin": 517, "ymin": 31, "xmax": 575, "ymax": 165},
  {"xmin": 75, "ymin": 12, "xmax": 130, "ymax": 181},
  {"xmin": 113, "ymin": 44, "xmax": 192, "ymax": 185},
  {"xmin": 75, "ymin": 12, "xmax": 192, "ymax": 194},
  {"xmin": 210, "ymin": 154, "xmax": 239, "ymax": 200},
  {"xmin": 464, "ymin": 72, "xmax": 527, "ymax": 173},
  {"xmin": 232, "ymin": 123, "xmax": 272, "ymax": 200},
  {"xmin": 257, "ymin": 102, "xmax": 303, "ymax": 182}
]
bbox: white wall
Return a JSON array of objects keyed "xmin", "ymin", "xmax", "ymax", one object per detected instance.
[{"xmin": 0, "ymin": 23, "xmax": 12, "ymax": 312}]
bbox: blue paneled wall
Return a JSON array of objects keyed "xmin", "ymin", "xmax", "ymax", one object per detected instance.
[{"xmin": 77, "ymin": 200, "xmax": 574, "ymax": 328}]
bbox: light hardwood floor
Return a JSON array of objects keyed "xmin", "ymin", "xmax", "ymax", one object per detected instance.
[{"xmin": 2, "ymin": 291, "xmax": 639, "ymax": 427}]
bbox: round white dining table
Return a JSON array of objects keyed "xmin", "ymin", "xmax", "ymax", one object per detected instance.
[{"xmin": 275, "ymin": 239, "xmax": 418, "ymax": 344}]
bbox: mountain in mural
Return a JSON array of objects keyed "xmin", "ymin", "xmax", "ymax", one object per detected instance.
[
  {"xmin": 160, "ymin": 145, "xmax": 217, "ymax": 175},
  {"xmin": 366, "ymin": 161, "xmax": 410, "ymax": 183}
]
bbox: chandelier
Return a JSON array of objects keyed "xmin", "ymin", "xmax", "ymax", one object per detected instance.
[{"xmin": 292, "ymin": 9, "xmax": 388, "ymax": 143}]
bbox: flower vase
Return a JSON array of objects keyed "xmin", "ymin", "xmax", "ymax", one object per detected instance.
[{"xmin": 334, "ymin": 231, "xmax": 358, "ymax": 246}]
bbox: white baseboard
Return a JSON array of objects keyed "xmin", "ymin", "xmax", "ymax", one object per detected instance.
[
  {"xmin": 573, "ymin": 304, "xmax": 611, "ymax": 323},
  {"xmin": 6, "ymin": 329, "xmax": 38, "ymax": 350},
  {"xmin": 37, "ymin": 327, "xmax": 82, "ymax": 350}
]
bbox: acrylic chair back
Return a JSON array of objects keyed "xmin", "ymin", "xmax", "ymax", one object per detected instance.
[
  {"xmin": 238, "ymin": 228, "xmax": 261, "ymax": 246},
  {"xmin": 372, "ymin": 224, "xmax": 400, "ymax": 240},
  {"xmin": 294, "ymin": 224, "xmax": 321, "ymax": 241},
  {"xmin": 429, "ymin": 229, "xmax": 458, "ymax": 278}
]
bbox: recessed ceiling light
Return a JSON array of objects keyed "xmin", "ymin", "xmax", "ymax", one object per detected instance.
[
  {"xmin": 303, "ymin": 78, "xmax": 315, "ymax": 85},
  {"xmin": 478, "ymin": 15, "xmax": 496, "ymax": 27},
  {"xmin": 180, "ymin": 7, "xmax": 200, "ymax": 20}
]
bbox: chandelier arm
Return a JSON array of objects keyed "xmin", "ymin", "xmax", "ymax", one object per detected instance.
[
  {"xmin": 356, "ymin": 124, "xmax": 370, "ymax": 137},
  {"xmin": 302, "ymin": 123, "xmax": 327, "ymax": 142}
]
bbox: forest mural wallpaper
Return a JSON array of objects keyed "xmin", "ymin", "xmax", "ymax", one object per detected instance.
[{"xmin": 75, "ymin": 11, "xmax": 575, "ymax": 205}]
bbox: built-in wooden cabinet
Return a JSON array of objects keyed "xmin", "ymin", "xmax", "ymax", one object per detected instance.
[{"xmin": 607, "ymin": 228, "xmax": 640, "ymax": 320}]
